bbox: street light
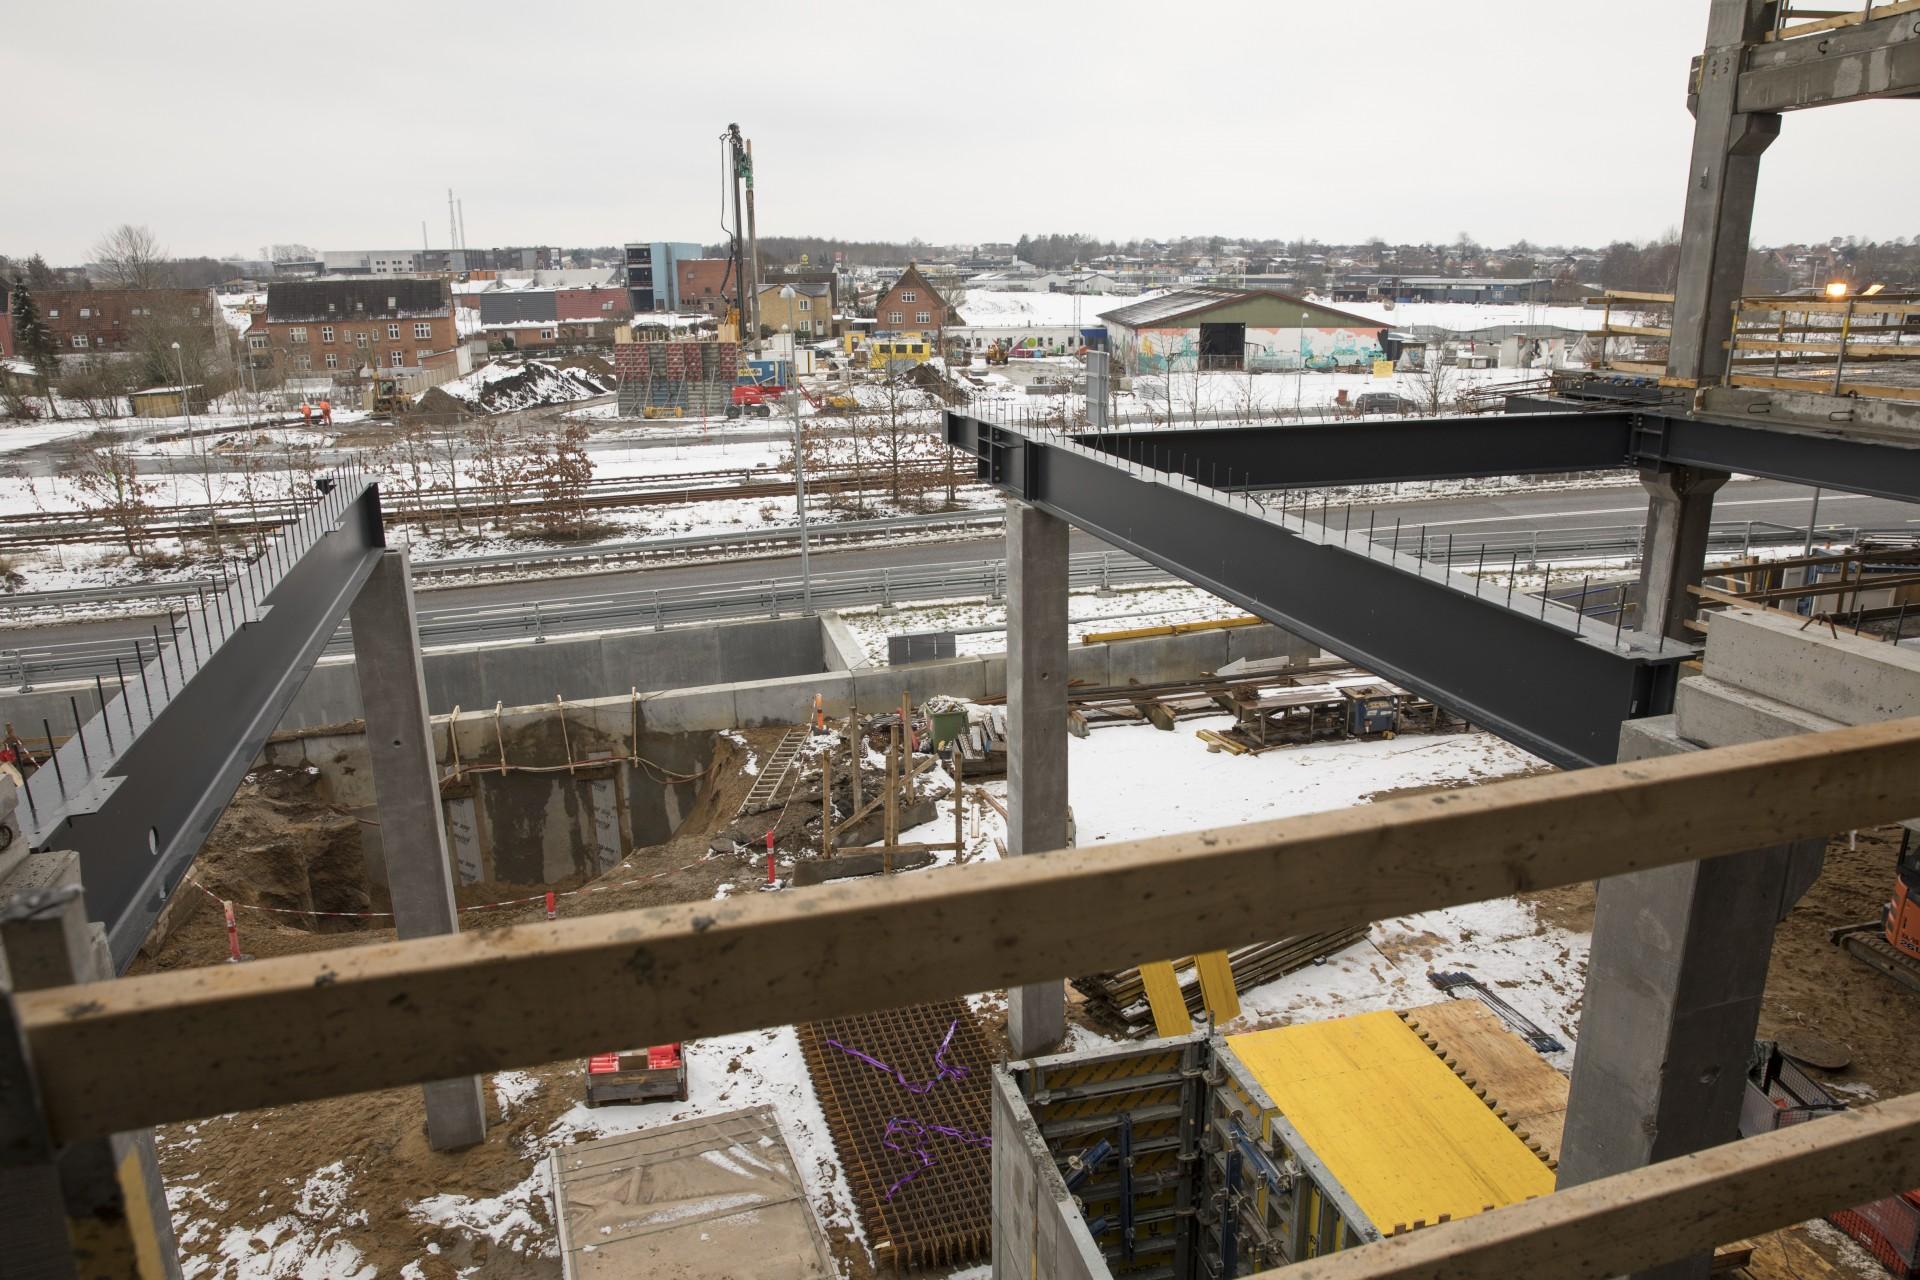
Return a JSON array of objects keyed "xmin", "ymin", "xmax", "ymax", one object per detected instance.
[
  {"xmin": 785, "ymin": 386, "xmax": 814, "ymax": 615},
  {"xmin": 170, "ymin": 340, "xmax": 191, "ymax": 430}
]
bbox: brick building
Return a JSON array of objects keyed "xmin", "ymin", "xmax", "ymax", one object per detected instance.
[
  {"xmin": 0, "ymin": 287, "xmax": 213, "ymax": 359},
  {"xmin": 874, "ymin": 264, "xmax": 961, "ymax": 337},
  {"xmin": 756, "ymin": 280, "xmax": 833, "ymax": 340},
  {"xmin": 675, "ymin": 259, "xmax": 734, "ymax": 318},
  {"xmin": 247, "ymin": 278, "xmax": 459, "ymax": 376}
]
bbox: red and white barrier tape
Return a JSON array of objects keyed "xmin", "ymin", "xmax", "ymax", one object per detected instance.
[{"xmin": 185, "ymin": 856, "xmax": 715, "ymax": 923}]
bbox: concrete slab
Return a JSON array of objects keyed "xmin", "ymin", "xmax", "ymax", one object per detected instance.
[
  {"xmin": 1673, "ymin": 675, "xmax": 1845, "ymax": 747},
  {"xmin": 1702, "ymin": 607, "xmax": 1920, "ymax": 725},
  {"xmin": 733, "ymin": 671, "xmax": 851, "ymax": 728},
  {"xmin": 818, "ymin": 611, "xmax": 868, "ymax": 671}
]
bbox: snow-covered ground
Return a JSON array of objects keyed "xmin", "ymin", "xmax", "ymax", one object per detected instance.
[{"xmin": 433, "ymin": 359, "xmax": 611, "ymax": 413}]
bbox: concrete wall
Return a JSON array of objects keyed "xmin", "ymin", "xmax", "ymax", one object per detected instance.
[
  {"xmin": 262, "ymin": 705, "xmax": 716, "ymax": 892},
  {"xmin": 641, "ymin": 621, "xmax": 1317, "ymax": 732},
  {"xmin": 0, "ymin": 613, "xmax": 831, "ymax": 736},
  {"xmin": 990, "ymin": 1070, "xmax": 1108, "ymax": 1280}
]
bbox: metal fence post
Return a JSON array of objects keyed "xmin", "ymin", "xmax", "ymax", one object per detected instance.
[{"xmin": 532, "ymin": 600, "xmax": 546, "ymax": 643}]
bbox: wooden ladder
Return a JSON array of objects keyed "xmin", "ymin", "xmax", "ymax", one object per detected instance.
[{"xmin": 737, "ymin": 727, "xmax": 807, "ymax": 817}]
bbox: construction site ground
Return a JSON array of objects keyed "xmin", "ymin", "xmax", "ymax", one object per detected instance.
[{"xmin": 134, "ymin": 717, "xmax": 1906, "ymax": 1279}]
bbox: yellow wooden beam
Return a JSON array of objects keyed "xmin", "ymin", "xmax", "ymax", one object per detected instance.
[
  {"xmin": 1139, "ymin": 960, "xmax": 1194, "ymax": 1036},
  {"xmin": 1195, "ymin": 950, "xmax": 1242, "ymax": 1024}
]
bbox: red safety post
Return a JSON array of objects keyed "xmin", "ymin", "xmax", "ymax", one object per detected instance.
[
  {"xmin": 545, "ymin": 890, "xmax": 557, "ymax": 920},
  {"xmin": 766, "ymin": 829, "xmax": 777, "ymax": 886},
  {"xmin": 223, "ymin": 899, "xmax": 241, "ymax": 964}
]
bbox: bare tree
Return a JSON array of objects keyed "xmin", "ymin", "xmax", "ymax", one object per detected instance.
[
  {"xmin": 1404, "ymin": 344, "xmax": 1459, "ymax": 417},
  {"xmin": 91, "ymin": 224, "xmax": 171, "ymax": 289},
  {"xmin": 528, "ymin": 422, "xmax": 595, "ymax": 537},
  {"xmin": 57, "ymin": 357, "xmax": 133, "ymax": 420},
  {"xmin": 68, "ymin": 441, "xmax": 158, "ymax": 557}
]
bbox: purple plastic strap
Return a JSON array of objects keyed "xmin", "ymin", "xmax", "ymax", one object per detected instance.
[{"xmin": 826, "ymin": 1018, "xmax": 970, "ymax": 1094}]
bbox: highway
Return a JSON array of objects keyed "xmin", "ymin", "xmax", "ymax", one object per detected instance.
[{"xmin": 2, "ymin": 476, "xmax": 1913, "ymax": 654}]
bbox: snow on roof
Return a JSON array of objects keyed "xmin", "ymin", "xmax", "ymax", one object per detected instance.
[
  {"xmin": 1101, "ymin": 287, "xmax": 1387, "ymax": 331},
  {"xmin": 1334, "ymin": 299, "xmax": 1608, "ymax": 334},
  {"xmin": 953, "ymin": 289, "xmax": 1160, "ymax": 329}
]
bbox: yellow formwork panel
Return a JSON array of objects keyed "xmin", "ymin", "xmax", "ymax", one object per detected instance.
[{"xmin": 1226, "ymin": 1010, "xmax": 1552, "ymax": 1232}]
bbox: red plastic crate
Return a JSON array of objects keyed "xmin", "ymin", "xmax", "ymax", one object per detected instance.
[{"xmin": 1831, "ymin": 1190, "xmax": 1920, "ymax": 1279}]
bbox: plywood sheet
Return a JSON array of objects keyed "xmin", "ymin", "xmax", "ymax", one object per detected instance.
[
  {"xmin": 1398, "ymin": 1000, "xmax": 1570, "ymax": 1163},
  {"xmin": 549, "ymin": 1105, "xmax": 833, "ymax": 1280},
  {"xmin": 1227, "ymin": 1010, "xmax": 1554, "ymax": 1233}
]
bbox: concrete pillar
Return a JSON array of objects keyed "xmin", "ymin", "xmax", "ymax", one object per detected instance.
[
  {"xmin": 1635, "ymin": 464, "xmax": 1728, "ymax": 642},
  {"xmin": 1667, "ymin": 0, "xmax": 1779, "ymax": 385},
  {"xmin": 1005, "ymin": 501, "xmax": 1069, "ymax": 1057},
  {"xmin": 349, "ymin": 549, "xmax": 487, "ymax": 1151},
  {"xmin": 0, "ymin": 853, "xmax": 181, "ymax": 1278},
  {"xmin": 1559, "ymin": 719, "xmax": 1819, "ymax": 1280}
]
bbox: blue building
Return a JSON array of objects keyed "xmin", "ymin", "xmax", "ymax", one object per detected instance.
[{"xmin": 623, "ymin": 241, "xmax": 703, "ymax": 313}]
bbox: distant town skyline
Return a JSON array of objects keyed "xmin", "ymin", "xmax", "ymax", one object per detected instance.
[{"xmin": 6, "ymin": 1, "xmax": 1916, "ymax": 264}]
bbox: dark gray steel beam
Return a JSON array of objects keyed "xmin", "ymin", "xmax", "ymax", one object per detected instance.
[
  {"xmin": 1738, "ymin": 9, "xmax": 1920, "ymax": 112},
  {"xmin": 1069, "ymin": 412, "xmax": 1636, "ymax": 488},
  {"xmin": 949, "ymin": 414, "xmax": 1687, "ymax": 769},
  {"xmin": 1636, "ymin": 414, "xmax": 1920, "ymax": 506},
  {"xmin": 1072, "ymin": 403, "xmax": 1920, "ymax": 507},
  {"xmin": 20, "ymin": 471, "xmax": 384, "ymax": 971}
]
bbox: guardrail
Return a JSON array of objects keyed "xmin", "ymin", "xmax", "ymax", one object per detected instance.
[
  {"xmin": 0, "ymin": 550, "xmax": 1173, "ymax": 690},
  {"xmin": 2, "ymin": 519, "xmax": 1901, "ymax": 691}
]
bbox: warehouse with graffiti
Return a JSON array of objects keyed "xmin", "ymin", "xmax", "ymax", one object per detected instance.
[{"xmin": 1103, "ymin": 286, "xmax": 1390, "ymax": 374}]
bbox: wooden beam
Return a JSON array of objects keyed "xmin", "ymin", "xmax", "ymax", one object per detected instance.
[
  {"xmin": 1766, "ymin": 0, "xmax": 1920, "ymax": 41},
  {"xmin": 15, "ymin": 717, "xmax": 1920, "ymax": 1143},
  {"xmin": 1269, "ymin": 1089, "xmax": 1920, "ymax": 1280},
  {"xmin": 1728, "ymin": 372, "xmax": 1920, "ymax": 403}
]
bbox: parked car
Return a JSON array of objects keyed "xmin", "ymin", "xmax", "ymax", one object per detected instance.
[{"xmin": 1354, "ymin": 392, "xmax": 1415, "ymax": 415}]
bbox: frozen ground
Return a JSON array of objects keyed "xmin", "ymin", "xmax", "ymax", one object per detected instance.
[{"xmin": 838, "ymin": 584, "xmax": 1248, "ymax": 663}]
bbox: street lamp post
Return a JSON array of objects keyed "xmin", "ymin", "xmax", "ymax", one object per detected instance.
[
  {"xmin": 786, "ymin": 388, "xmax": 814, "ymax": 615},
  {"xmin": 171, "ymin": 340, "xmax": 191, "ymax": 431}
]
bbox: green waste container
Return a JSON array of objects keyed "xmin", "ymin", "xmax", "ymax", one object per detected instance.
[{"xmin": 929, "ymin": 708, "xmax": 969, "ymax": 748}]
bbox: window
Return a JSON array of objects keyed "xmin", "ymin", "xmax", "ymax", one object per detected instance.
[
  {"xmin": 292, "ymin": 353, "xmax": 311, "ymax": 370},
  {"xmin": 387, "ymin": 296, "xmax": 398, "ymax": 309},
  {"xmin": 191, "ymin": 306, "xmax": 202, "ymax": 318},
  {"xmin": 798, "ymin": 298, "xmax": 811, "ymax": 312},
  {"xmin": 888, "ymin": 310, "xmax": 903, "ymax": 324},
  {"xmin": 901, "ymin": 290, "xmax": 917, "ymax": 303},
  {"xmin": 355, "ymin": 332, "xmax": 369, "ymax": 348},
  {"xmin": 539, "ymin": 328, "xmax": 555, "ymax": 340},
  {"xmin": 324, "ymin": 353, "xmax": 338, "ymax": 369},
  {"xmin": 413, "ymin": 322, "xmax": 431, "ymax": 339},
  {"xmin": 47, "ymin": 308, "xmax": 58, "ymax": 318},
  {"xmin": 72, "ymin": 334, "xmax": 89, "ymax": 348},
  {"xmin": 289, "ymin": 326, "xmax": 307, "ymax": 343},
  {"xmin": 387, "ymin": 324, "xmax": 400, "ymax": 340},
  {"xmin": 320, "ymin": 326, "xmax": 334, "ymax": 343},
  {"xmin": 417, "ymin": 348, "xmax": 434, "ymax": 362},
  {"xmin": 78, "ymin": 307, "xmax": 91, "ymax": 319},
  {"xmin": 248, "ymin": 335, "xmax": 268, "ymax": 350},
  {"xmin": 916, "ymin": 311, "xmax": 931, "ymax": 325},
  {"xmin": 390, "ymin": 350, "xmax": 406, "ymax": 367},
  {"xmin": 601, "ymin": 300, "xmax": 614, "ymax": 311}
]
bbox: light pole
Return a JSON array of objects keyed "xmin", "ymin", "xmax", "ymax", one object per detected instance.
[
  {"xmin": 786, "ymin": 388, "xmax": 814, "ymax": 615},
  {"xmin": 171, "ymin": 340, "xmax": 191, "ymax": 430}
]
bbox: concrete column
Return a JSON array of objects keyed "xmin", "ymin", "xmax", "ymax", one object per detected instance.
[
  {"xmin": 1666, "ymin": 0, "xmax": 1779, "ymax": 385},
  {"xmin": 349, "ymin": 549, "xmax": 487, "ymax": 1151},
  {"xmin": 1005, "ymin": 501, "xmax": 1069, "ymax": 1057},
  {"xmin": 1635, "ymin": 464, "xmax": 1728, "ymax": 642},
  {"xmin": 0, "ymin": 853, "xmax": 181, "ymax": 1278},
  {"xmin": 1559, "ymin": 719, "xmax": 1818, "ymax": 1280}
]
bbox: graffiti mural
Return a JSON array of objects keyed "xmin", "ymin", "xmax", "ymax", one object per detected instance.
[{"xmin": 1128, "ymin": 324, "xmax": 1385, "ymax": 373}]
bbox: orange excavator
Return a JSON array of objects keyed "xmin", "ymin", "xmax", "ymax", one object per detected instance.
[{"xmin": 1833, "ymin": 820, "xmax": 1920, "ymax": 990}]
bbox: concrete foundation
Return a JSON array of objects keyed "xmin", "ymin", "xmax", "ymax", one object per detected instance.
[
  {"xmin": 1560, "ymin": 605, "xmax": 1917, "ymax": 1280},
  {"xmin": 1005, "ymin": 502, "xmax": 1071, "ymax": 1058},
  {"xmin": 348, "ymin": 550, "xmax": 486, "ymax": 1152}
]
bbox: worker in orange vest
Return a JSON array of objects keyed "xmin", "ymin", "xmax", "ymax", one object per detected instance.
[
  {"xmin": 319, "ymin": 398, "xmax": 333, "ymax": 427},
  {"xmin": 300, "ymin": 400, "xmax": 312, "ymax": 426}
]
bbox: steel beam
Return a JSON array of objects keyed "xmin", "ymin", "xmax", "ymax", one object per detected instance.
[
  {"xmin": 1738, "ymin": 7, "xmax": 1920, "ymax": 112},
  {"xmin": 1067, "ymin": 406, "xmax": 1920, "ymax": 507},
  {"xmin": 19, "ymin": 471, "xmax": 383, "ymax": 971},
  {"xmin": 1070, "ymin": 411, "xmax": 1635, "ymax": 488},
  {"xmin": 948, "ymin": 415, "xmax": 1686, "ymax": 768}
]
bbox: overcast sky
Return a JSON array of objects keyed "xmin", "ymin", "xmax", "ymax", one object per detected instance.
[{"xmin": 5, "ymin": 1, "xmax": 1912, "ymax": 264}]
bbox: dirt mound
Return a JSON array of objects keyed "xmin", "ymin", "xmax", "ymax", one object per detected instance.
[
  {"xmin": 191, "ymin": 766, "xmax": 370, "ymax": 929},
  {"xmin": 442, "ymin": 360, "xmax": 613, "ymax": 414}
]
